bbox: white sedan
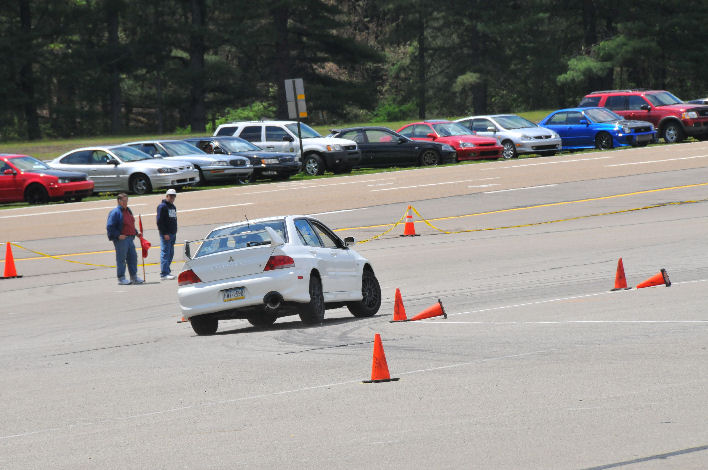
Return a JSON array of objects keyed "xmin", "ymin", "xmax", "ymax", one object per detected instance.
[{"xmin": 177, "ymin": 215, "xmax": 381, "ymax": 335}]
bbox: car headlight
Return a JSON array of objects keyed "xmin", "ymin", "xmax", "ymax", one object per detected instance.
[
  {"xmin": 261, "ymin": 158, "xmax": 280, "ymax": 164},
  {"xmin": 459, "ymin": 142, "xmax": 475, "ymax": 148},
  {"xmin": 213, "ymin": 161, "xmax": 229, "ymax": 166},
  {"xmin": 57, "ymin": 177, "xmax": 70, "ymax": 183},
  {"xmin": 682, "ymin": 111, "xmax": 698, "ymax": 119},
  {"xmin": 326, "ymin": 144, "xmax": 342, "ymax": 151},
  {"xmin": 521, "ymin": 134, "xmax": 534, "ymax": 140},
  {"xmin": 157, "ymin": 167, "xmax": 178, "ymax": 174},
  {"xmin": 621, "ymin": 126, "xmax": 631, "ymax": 133},
  {"xmin": 441, "ymin": 144, "xmax": 455, "ymax": 151}
]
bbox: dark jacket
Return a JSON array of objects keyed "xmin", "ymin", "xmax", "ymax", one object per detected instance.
[
  {"xmin": 156, "ymin": 199, "xmax": 178, "ymax": 236},
  {"xmin": 107, "ymin": 205, "xmax": 133, "ymax": 241}
]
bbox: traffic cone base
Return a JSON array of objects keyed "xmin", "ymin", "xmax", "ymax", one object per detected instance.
[
  {"xmin": 636, "ymin": 268, "xmax": 671, "ymax": 289},
  {"xmin": 407, "ymin": 299, "xmax": 447, "ymax": 322},
  {"xmin": 611, "ymin": 257, "xmax": 631, "ymax": 291},
  {"xmin": 401, "ymin": 205, "xmax": 419, "ymax": 237},
  {"xmin": 390, "ymin": 288, "xmax": 407, "ymax": 322},
  {"xmin": 1, "ymin": 242, "xmax": 22, "ymax": 279},
  {"xmin": 363, "ymin": 334, "xmax": 398, "ymax": 383}
]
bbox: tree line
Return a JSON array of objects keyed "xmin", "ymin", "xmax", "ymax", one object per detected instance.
[{"xmin": 1, "ymin": 0, "xmax": 706, "ymax": 141}]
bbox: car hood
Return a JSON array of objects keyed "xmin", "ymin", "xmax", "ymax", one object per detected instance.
[
  {"xmin": 24, "ymin": 169, "xmax": 88, "ymax": 179},
  {"xmin": 129, "ymin": 158, "xmax": 192, "ymax": 169},
  {"xmin": 440, "ymin": 135, "xmax": 498, "ymax": 145},
  {"xmin": 604, "ymin": 119, "xmax": 653, "ymax": 128},
  {"xmin": 503, "ymin": 127, "xmax": 557, "ymax": 137},
  {"xmin": 656, "ymin": 104, "xmax": 708, "ymax": 113},
  {"xmin": 223, "ymin": 150, "xmax": 296, "ymax": 159}
]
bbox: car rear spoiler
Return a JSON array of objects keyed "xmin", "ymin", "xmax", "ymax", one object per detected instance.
[{"xmin": 184, "ymin": 226, "xmax": 285, "ymax": 260}]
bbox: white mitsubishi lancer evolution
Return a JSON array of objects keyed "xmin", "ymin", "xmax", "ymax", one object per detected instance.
[{"xmin": 177, "ymin": 215, "xmax": 382, "ymax": 335}]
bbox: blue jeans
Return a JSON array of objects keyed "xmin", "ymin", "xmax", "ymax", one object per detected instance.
[
  {"xmin": 160, "ymin": 233, "xmax": 176, "ymax": 276},
  {"xmin": 113, "ymin": 236, "xmax": 137, "ymax": 280}
]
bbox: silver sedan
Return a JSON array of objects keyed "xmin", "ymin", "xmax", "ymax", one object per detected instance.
[
  {"xmin": 49, "ymin": 145, "xmax": 199, "ymax": 195},
  {"xmin": 124, "ymin": 140, "xmax": 253, "ymax": 184},
  {"xmin": 455, "ymin": 114, "xmax": 562, "ymax": 159}
]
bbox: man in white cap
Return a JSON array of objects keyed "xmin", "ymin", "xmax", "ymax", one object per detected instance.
[{"xmin": 156, "ymin": 188, "xmax": 178, "ymax": 280}]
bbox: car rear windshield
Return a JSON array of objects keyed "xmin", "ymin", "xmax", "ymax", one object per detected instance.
[
  {"xmin": 645, "ymin": 91, "xmax": 683, "ymax": 107},
  {"xmin": 195, "ymin": 220, "xmax": 288, "ymax": 257},
  {"xmin": 494, "ymin": 115, "xmax": 538, "ymax": 129}
]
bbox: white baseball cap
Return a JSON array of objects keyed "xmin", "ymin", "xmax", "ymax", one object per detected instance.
[{"xmin": 166, "ymin": 189, "xmax": 177, "ymax": 196}]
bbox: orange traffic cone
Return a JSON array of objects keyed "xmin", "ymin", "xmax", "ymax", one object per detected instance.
[
  {"xmin": 636, "ymin": 268, "xmax": 671, "ymax": 289},
  {"xmin": 1, "ymin": 242, "xmax": 21, "ymax": 279},
  {"xmin": 407, "ymin": 299, "xmax": 447, "ymax": 322},
  {"xmin": 363, "ymin": 334, "xmax": 399, "ymax": 383},
  {"xmin": 401, "ymin": 205, "xmax": 418, "ymax": 236},
  {"xmin": 611, "ymin": 257, "xmax": 631, "ymax": 291},
  {"xmin": 390, "ymin": 288, "xmax": 408, "ymax": 322}
]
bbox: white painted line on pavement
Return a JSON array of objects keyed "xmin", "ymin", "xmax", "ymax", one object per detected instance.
[
  {"xmin": 0, "ymin": 204, "xmax": 147, "ymax": 220},
  {"xmin": 606, "ymin": 154, "xmax": 708, "ymax": 167},
  {"xmin": 481, "ymin": 156, "xmax": 612, "ymax": 170},
  {"xmin": 371, "ymin": 177, "xmax": 500, "ymax": 192},
  {"xmin": 310, "ymin": 208, "xmax": 368, "ymax": 216},
  {"xmin": 484, "ymin": 184, "xmax": 558, "ymax": 194}
]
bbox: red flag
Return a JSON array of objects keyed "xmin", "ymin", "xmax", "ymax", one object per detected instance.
[{"xmin": 138, "ymin": 215, "xmax": 151, "ymax": 258}]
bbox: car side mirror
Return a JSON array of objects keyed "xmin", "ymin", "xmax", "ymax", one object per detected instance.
[
  {"xmin": 282, "ymin": 135, "xmax": 294, "ymax": 142},
  {"xmin": 426, "ymin": 133, "xmax": 437, "ymax": 140},
  {"xmin": 487, "ymin": 126, "xmax": 497, "ymax": 133},
  {"xmin": 3, "ymin": 168, "xmax": 15, "ymax": 175},
  {"xmin": 344, "ymin": 236, "xmax": 355, "ymax": 247},
  {"xmin": 579, "ymin": 119, "xmax": 589, "ymax": 125},
  {"xmin": 398, "ymin": 136, "xmax": 408, "ymax": 144},
  {"xmin": 640, "ymin": 104, "xmax": 651, "ymax": 111},
  {"xmin": 213, "ymin": 147, "xmax": 225, "ymax": 154},
  {"xmin": 184, "ymin": 241, "xmax": 191, "ymax": 259},
  {"xmin": 107, "ymin": 158, "xmax": 119, "ymax": 165}
]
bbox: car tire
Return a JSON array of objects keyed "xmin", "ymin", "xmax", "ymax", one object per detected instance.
[
  {"xmin": 419, "ymin": 149, "xmax": 439, "ymax": 166},
  {"xmin": 303, "ymin": 154, "xmax": 325, "ymax": 176},
  {"xmin": 299, "ymin": 273, "xmax": 325, "ymax": 324},
  {"xmin": 196, "ymin": 167, "xmax": 207, "ymax": 186},
  {"xmin": 25, "ymin": 184, "xmax": 49, "ymax": 205},
  {"xmin": 662, "ymin": 122, "xmax": 685, "ymax": 143},
  {"xmin": 190, "ymin": 315, "xmax": 218, "ymax": 335},
  {"xmin": 129, "ymin": 173, "xmax": 152, "ymax": 195},
  {"xmin": 501, "ymin": 140, "xmax": 517, "ymax": 159},
  {"xmin": 247, "ymin": 310, "xmax": 278, "ymax": 327},
  {"xmin": 347, "ymin": 269, "xmax": 381, "ymax": 318},
  {"xmin": 594, "ymin": 132, "xmax": 613, "ymax": 150}
]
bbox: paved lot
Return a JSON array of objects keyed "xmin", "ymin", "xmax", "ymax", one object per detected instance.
[{"xmin": 1, "ymin": 144, "xmax": 707, "ymax": 469}]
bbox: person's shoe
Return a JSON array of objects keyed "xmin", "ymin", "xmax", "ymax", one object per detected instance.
[
  {"xmin": 161, "ymin": 274, "xmax": 176, "ymax": 280},
  {"xmin": 118, "ymin": 278, "xmax": 132, "ymax": 285},
  {"xmin": 131, "ymin": 277, "xmax": 144, "ymax": 284}
]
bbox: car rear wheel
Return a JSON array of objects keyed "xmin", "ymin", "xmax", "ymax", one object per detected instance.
[
  {"xmin": 247, "ymin": 310, "xmax": 278, "ymax": 327},
  {"xmin": 130, "ymin": 173, "xmax": 152, "ymax": 195},
  {"xmin": 501, "ymin": 140, "xmax": 516, "ymax": 159},
  {"xmin": 299, "ymin": 274, "xmax": 325, "ymax": 324},
  {"xmin": 662, "ymin": 122, "xmax": 685, "ymax": 143},
  {"xmin": 303, "ymin": 154, "xmax": 325, "ymax": 176},
  {"xmin": 419, "ymin": 149, "xmax": 439, "ymax": 166},
  {"xmin": 190, "ymin": 315, "xmax": 218, "ymax": 335},
  {"xmin": 347, "ymin": 269, "xmax": 381, "ymax": 317},
  {"xmin": 594, "ymin": 132, "xmax": 613, "ymax": 150},
  {"xmin": 25, "ymin": 184, "xmax": 49, "ymax": 205}
]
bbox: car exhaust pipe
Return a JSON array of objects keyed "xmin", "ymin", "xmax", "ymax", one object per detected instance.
[{"xmin": 263, "ymin": 291, "xmax": 283, "ymax": 311}]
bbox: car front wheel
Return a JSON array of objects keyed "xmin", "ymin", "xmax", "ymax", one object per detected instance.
[
  {"xmin": 299, "ymin": 274, "xmax": 325, "ymax": 324},
  {"xmin": 130, "ymin": 173, "xmax": 152, "ymax": 195},
  {"xmin": 419, "ymin": 149, "xmax": 439, "ymax": 166},
  {"xmin": 594, "ymin": 132, "xmax": 613, "ymax": 150},
  {"xmin": 25, "ymin": 184, "xmax": 49, "ymax": 205},
  {"xmin": 501, "ymin": 140, "xmax": 516, "ymax": 159},
  {"xmin": 303, "ymin": 154, "xmax": 325, "ymax": 176},
  {"xmin": 190, "ymin": 315, "xmax": 218, "ymax": 335},
  {"xmin": 347, "ymin": 269, "xmax": 381, "ymax": 317},
  {"xmin": 662, "ymin": 122, "xmax": 685, "ymax": 143}
]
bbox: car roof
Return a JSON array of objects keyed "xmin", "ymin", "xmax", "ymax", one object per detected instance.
[
  {"xmin": 208, "ymin": 215, "xmax": 308, "ymax": 233},
  {"xmin": 331, "ymin": 126, "xmax": 396, "ymax": 133},
  {"xmin": 124, "ymin": 140, "xmax": 183, "ymax": 145},
  {"xmin": 586, "ymin": 89, "xmax": 661, "ymax": 95},
  {"xmin": 218, "ymin": 120, "xmax": 297, "ymax": 126},
  {"xmin": 0, "ymin": 154, "xmax": 30, "ymax": 159}
]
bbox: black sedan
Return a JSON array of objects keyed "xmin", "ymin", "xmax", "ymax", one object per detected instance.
[
  {"xmin": 184, "ymin": 137, "xmax": 300, "ymax": 182},
  {"xmin": 328, "ymin": 126, "xmax": 457, "ymax": 168}
]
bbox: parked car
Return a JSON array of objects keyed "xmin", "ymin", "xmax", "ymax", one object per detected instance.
[
  {"xmin": 124, "ymin": 140, "xmax": 253, "ymax": 184},
  {"xmin": 687, "ymin": 98, "xmax": 708, "ymax": 105},
  {"xmin": 579, "ymin": 89, "xmax": 708, "ymax": 143},
  {"xmin": 454, "ymin": 114, "xmax": 562, "ymax": 159},
  {"xmin": 328, "ymin": 126, "xmax": 456, "ymax": 167},
  {"xmin": 214, "ymin": 120, "xmax": 360, "ymax": 176},
  {"xmin": 49, "ymin": 145, "xmax": 199, "ymax": 195},
  {"xmin": 538, "ymin": 107, "xmax": 656, "ymax": 150},
  {"xmin": 177, "ymin": 215, "xmax": 381, "ymax": 335},
  {"xmin": 184, "ymin": 136, "xmax": 300, "ymax": 182},
  {"xmin": 0, "ymin": 154, "xmax": 94, "ymax": 204},
  {"xmin": 397, "ymin": 120, "xmax": 504, "ymax": 161}
]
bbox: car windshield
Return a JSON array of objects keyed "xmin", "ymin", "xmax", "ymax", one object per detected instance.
[
  {"xmin": 494, "ymin": 115, "xmax": 538, "ymax": 129},
  {"xmin": 285, "ymin": 122, "xmax": 321, "ymax": 139},
  {"xmin": 218, "ymin": 139, "xmax": 261, "ymax": 152},
  {"xmin": 584, "ymin": 108, "xmax": 623, "ymax": 123},
  {"xmin": 9, "ymin": 156, "xmax": 50, "ymax": 171},
  {"xmin": 161, "ymin": 141, "xmax": 206, "ymax": 156},
  {"xmin": 431, "ymin": 122, "xmax": 473, "ymax": 136},
  {"xmin": 195, "ymin": 219, "xmax": 287, "ymax": 257},
  {"xmin": 111, "ymin": 146, "xmax": 151, "ymax": 162},
  {"xmin": 645, "ymin": 91, "xmax": 683, "ymax": 107}
]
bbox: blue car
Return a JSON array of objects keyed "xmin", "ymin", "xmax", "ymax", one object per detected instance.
[{"xmin": 538, "ymin": 107, "xmax": 656, "ymax": 150}]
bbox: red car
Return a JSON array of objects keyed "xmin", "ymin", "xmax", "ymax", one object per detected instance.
[
  {"xmin": 397, "ymin": 120, "xmax": 503, "ymax": 161},
  {"xmin": 0, "ymin": 154, "xmax": 94, "ymax": 204}
]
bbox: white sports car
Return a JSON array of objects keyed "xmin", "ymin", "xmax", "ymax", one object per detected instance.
[{"xmin": 177, "ymin": 215, "xmax": 382, "ymax": 335}]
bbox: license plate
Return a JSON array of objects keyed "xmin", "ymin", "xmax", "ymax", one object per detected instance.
[
  {"xmin": 637, "ymin": 134, "xmax": 651, "ymax": 142},
  {"xmin": 222, "ymin": 287, "xmax": 245, "ymax": 302},
  {"xmin": 262, "ymin": 170, "xmax": 278, "ymax": 175}
]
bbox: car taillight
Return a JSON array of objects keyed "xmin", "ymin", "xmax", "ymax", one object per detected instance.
[
  {"xmin": 264, "ymin": 255, "xmax": 294, "ymax": 271},
  {"xmin": 178, "ymin": 269, "xmax": 202, "ymax": 286}
]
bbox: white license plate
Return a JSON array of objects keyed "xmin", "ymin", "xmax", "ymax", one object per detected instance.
[
  {"xmin": 637, "ymin": 134, "xmax": 651, "ymax": 142},
  {"xmin": 222, "ymin": 287, "xmax": 245, "ymax": 302},
  {"xmin": 262, "ymin": 170, "xmax": 278, "ymax": 175}
]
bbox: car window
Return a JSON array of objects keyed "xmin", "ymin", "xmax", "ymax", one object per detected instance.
[
  {"xmin": 238, "ymin": 126, "xmax": 262, "ymax": 142},
  {"xmin": 456, "ymin": 119, "xmax": 472, "ymax": 130},
  {"xmin": 627, "ymin": 96, "xmax": 648, "ymax": 110},
  {"xmin": 162, "ymin": 141, "xmax": 205, "ymax": 155},
  {"xmin": 364, "ymin": 129, "xmax": 396, "ymax": 143},
  {"xmin": 565, "ymin": 112, "xmax": 583, "ymax": 124},
  {"xmin": 196, "ymin": 220, "xmax": 287, "ymax": 257},
  {"xmin": 547, "ymin": 112, "xmax": 567, "ymax": 125},
  {"xmin": 412, "ymin": 124, "xmax": 432, "ymax": 137},
  {"xmin": 7, "ymin": 156, "xmax": 50, "ymax": 171},
  {"xmin": 309, "ymin": 220, "xmax": 342, "ymax": 249},
  {"xmin": 294, "ymin": 219, "xmax": 322, "ymax": 247},
  {"xmin": 215, "ymin": 126, "xmax": 236, "ymax": 136},
  {"xmin": 470, "ymin": 119, "xmax": 492, "ymax": 132},
  {"xmin": 285, "ymin": 122, "xmax": 321, "ymax": 139},
  {"xmin": 397, "ymin": 125, "xmax": 413, "ymax": 137},
  {"xmin": 91, "ymin": 150, "xmax": 111, "ymax": 164},
  {"xmin": 495, "ymin": 115, "xmax": 537, "ymax": 129},
  {"xmin": 61, "ymin": 150, "xmax": 91, "ymax": 164},
  {"xmin": 0, "ymin": 161, "xmax": 10, "ymax": 173},
  {"xmin": 339, "ymin": 130, "xmax": 364, "ymax": 143},
  {"xmin": 266, "ymin": 126, "xmax": 290, "ymax": 141},
  {"xmin": 604, "ymin": 96, "xmax": 627, "ymax": 111},
  {"xmin": 434, "ymin": 122, "xmax": 477, "ymax": 135},
  {"xmin": 579, "ymin": 96, "xmax": 601, "ymax": 107},
  {"xmin": 138, "ymin": 144, "xmax": 158, "ymax": 156}
]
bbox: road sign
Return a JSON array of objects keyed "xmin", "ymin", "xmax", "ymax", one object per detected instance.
[{"xmin": 285, "ymin": 78, "xmax": 307, "ymax": 119}]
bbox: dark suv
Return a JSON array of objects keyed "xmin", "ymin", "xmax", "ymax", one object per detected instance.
[{"xmin": 579, "ymin": 89, "xmax": 708, "ymax": 143}]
